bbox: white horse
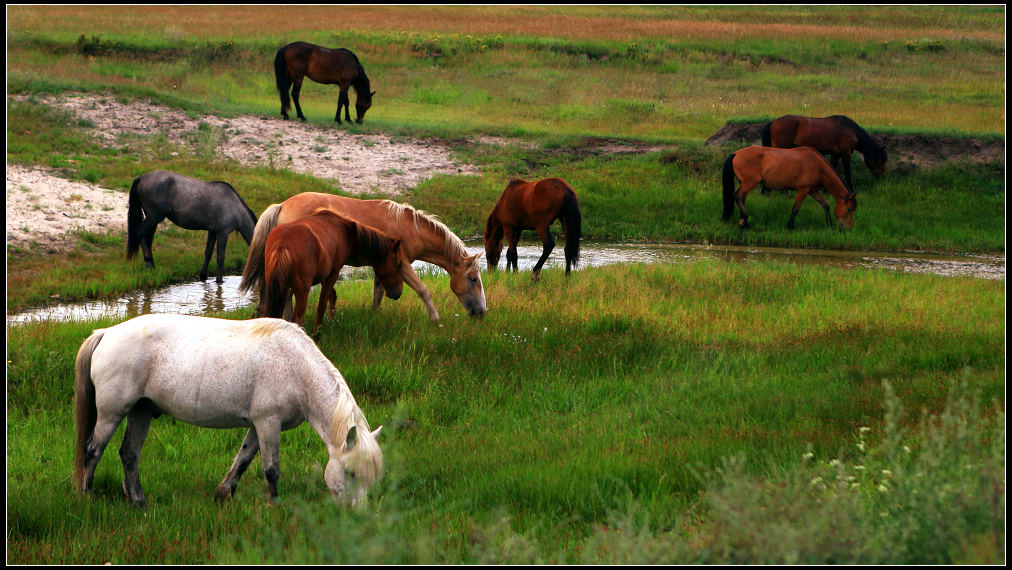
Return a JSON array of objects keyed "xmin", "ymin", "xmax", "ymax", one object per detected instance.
[{"xmin": 72, "ymin": 314, "xmax": 383, "ymax": 508}]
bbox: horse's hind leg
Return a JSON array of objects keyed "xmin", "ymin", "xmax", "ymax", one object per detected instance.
[
  {"xmin": 292, "ymin": 77, "xmax": 307, "ymax": 121},
  {"xmin": 216, "ymin": 428, "xmax": 260, "ymax": 501},
  {"xmin": 135, "ymin": 215, "xmax": 164, "ymax": 267},
  {"xmin": 531, "ymin": 226, "xmax": 556, "ymax": 282},
  {"xmin": 80, "ymin": 414, "xmax": 127, "ymax": 494},
  {"xmin": 735, "ymin": 182, "xmax": 758, "ymax": 228},
  {"xmin": 119, "ymin": 405, "xmax": 154, "ymax": 507}
]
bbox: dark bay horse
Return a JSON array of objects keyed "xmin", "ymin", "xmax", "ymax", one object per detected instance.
[
  {"xmin": 241, "ymin": 193, "xmax": 486, "ymax": 322},
  {"xmin": 761, "ymin": 114, "xmax": 887, "ymax": 191},
  {"xmin": 484, "ymin": 177, "xmax": 582, "ymax": 281},
  {"xmin": 722, "ymin": 146, "xmax": 857, "ymax": 230},
  {"xmin": 263, "ymin": 209, "xmax": 404, "ymax": 333},
  {"xmin": 274, "ymin": 41, "xmax": 375, "ymax": 124},
  {"xmin": 74, "ymin": 314, "xmax": 384, "ymax": 507},
  {"xmin": 126, "ymin": 170, "xmax": 258, "ymax": 283}
]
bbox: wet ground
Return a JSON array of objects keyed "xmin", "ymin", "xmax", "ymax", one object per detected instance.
[{"xmin": 7, "ymin": 242, "xmax": 1003, "ymax": 325}]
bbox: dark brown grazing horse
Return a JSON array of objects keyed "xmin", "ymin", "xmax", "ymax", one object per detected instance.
[
  {"xmin": 761, "ymin": 114, "xmax": 887, "ymax": 191},
  {"xmin": 274, "ymin": 41, "xmax": 375, "ymax": 124},
  {"xmin": 722, "ymin": 145, "xmax": 857, "ymax": 230},
  {"xmin": 263, "ymin": 209, "xmax": 403, "ymax": 333},
  {"xmin": 484, "ymin": 177, "xmax": 582, "ymax": 281}
]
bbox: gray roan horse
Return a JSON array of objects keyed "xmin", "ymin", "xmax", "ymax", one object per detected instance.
[
  {"xmin": 73, "ymin": 313, "xmax": 384, "ymax": 507},
  {"xmin": 126, "ymin": 170, "xmax": 258, "ymax": 283}
]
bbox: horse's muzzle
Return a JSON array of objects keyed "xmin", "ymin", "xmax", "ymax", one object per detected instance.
[{"xmin": 386, "ymin": 287, "xmax": 403, "ymax": 301}]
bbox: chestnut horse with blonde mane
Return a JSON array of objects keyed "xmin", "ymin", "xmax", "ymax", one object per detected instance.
[
  {"xmin": 722, "ymin": 145, "xmax": 858, "ymax": 230},
  {"xmin": 242, "ymin": 193, "xmax": 486, "ymax": 322},
  {"xmin": 263, "ymin": 209, "xmax": 404, "ymax": 333},
  {"xmin": 484, "ymin": 177, "xmax": 582, "ymax": 281}
]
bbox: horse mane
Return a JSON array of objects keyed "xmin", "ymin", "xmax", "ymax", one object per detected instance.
[
  {"xmin": 352, "ymin": 221, "xmax": 396, "ymax": 264},
  {"xmin": 347, "ymin": 50, "xmax": 371, "ymax": 95},
  {"xmin": 214, "ymin": 181, "xmax": 258, "ymax": 223},
  {"xmin": 830, "ymin": 115, "xmax": 886, "ymax": 161},
  {"xmin": 382, "ymin": 201, "xmax": 471, "ymax": 264},
  {"xmin": 329, "ymin": 387, "xmax": 383, "ymax": 486}
]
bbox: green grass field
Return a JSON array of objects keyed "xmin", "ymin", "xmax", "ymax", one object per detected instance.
[{"xmin": 5, "ymin": 5, "xmax": 1006, "ymax": 565}]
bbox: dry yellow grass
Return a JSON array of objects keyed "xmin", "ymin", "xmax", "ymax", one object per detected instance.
[{"xmin": 7, "ymin": 5, "xmax": 1003, "ymax": 43}]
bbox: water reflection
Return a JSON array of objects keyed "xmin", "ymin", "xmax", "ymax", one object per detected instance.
[{"xmin": 6, "ymin": 242, "xmax": 1004, "ymax": 325}]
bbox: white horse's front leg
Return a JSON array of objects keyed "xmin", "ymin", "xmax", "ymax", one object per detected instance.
[{"xmin": 215, "ymin": 428, "xmax": 260, "ymax": 500}]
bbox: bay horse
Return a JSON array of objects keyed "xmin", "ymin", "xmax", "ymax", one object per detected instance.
[
  {"xmin": 722, "ymin": 145, "xmax": 858, "ymax": 230},
  {"xmin": 241, "ymin": 193, "xmax": 486, "ymax": 322},
  {"xmin": 126, "ymin": 170, "xmax": 258, "ymax": 283},
  {"xmin": 73, "ymin": 314, "xmax": 384, "ymax": 507},
  {"xmin": 274, "ymin": 41, "xmax": 375, "ymax": 124},
  {"xmin": 483, "ymin": 177, "xmax": 582, "ymax": 281},
  {"xmin": 761, "ymin": 114, "xmax": 887, "ymax": 191},
  {"xmin": 263, "ymin": 209, "xmax": 404, "ymax": 333}
]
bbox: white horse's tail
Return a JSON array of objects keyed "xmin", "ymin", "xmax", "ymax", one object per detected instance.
[
  {"xmin": 73, "ymin": 329, "xmax": 105, "ymax": 491},
  {"xmin": 239, "ymin": 203, "xmax": 283, "ymax": 296}
]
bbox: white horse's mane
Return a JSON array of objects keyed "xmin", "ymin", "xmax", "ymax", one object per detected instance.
[
  {"xmin": 382, "ymin": 200, "xmax": 472, "ymax": 264},
  {"xmin": 329, "ymin": 396, "xmax": 384, "ymax": 485}
]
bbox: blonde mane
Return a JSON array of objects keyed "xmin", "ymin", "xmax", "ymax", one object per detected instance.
[
  {"xmin": 328, "ymin": 384, "xmax": 384, "ymax": 486},
  {"xmin": 383, "ymin": 200, "xmax": 470, "ymax": 263}
]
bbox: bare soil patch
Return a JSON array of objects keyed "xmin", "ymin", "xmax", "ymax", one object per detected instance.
[{"xmin": 6, "ymin": 93, "xmax": 485, "ymax": 254}]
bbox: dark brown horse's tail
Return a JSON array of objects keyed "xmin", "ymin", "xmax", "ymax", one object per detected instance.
[
  {"xmin": 760, "ymin": 121, "xmax": 772, "ymax": 147},
  {"xmin": 274, "ymin": 46, "xmax": 292, "ymax": 117},
  {"xmin": 240, "ymin": 203, "xmax": 282, "ymax": 295},
  {"xmin": 722, "ymin": 153, "xmax": 737, "ymax": 221},
  {"xmin": 73, "ymin": 329, "xmax": 104, "ymax": 492},
  {"xmin": 263, "ymin": 244, "xmax": 293, "ymax": 319},
  {"xmin": 126, "ymin": 176, "xmax": 143, "ymax": 259},
  {"xmin": 560, "ymin": 188, "xmax": 582, "ymax": 269}
]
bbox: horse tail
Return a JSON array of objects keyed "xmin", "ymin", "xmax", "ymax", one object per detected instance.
[
  {"xmin": 760, "ymin": 121, "xmax": 772, "ymax": 147},
  {"xmin": 263, "ymin": 244, "xmax": 292, "ymax": 319},
  {"xmin": 560, "ymin": 188, "xmax": 582, "ymax": 268},
  {"xmin": 240, "ymin": 203, "xmax": 282, "ymax": 295},
  {"xmin": 73, "ymin": 329, "xmax": 105, "ymax": 491},
  {"xmin": 722, "ymin": 153, "xmax": 738, "ymax": 221},
  {"xmin": 126, "ymin": 176, "xmax": 143, "ymax": 259},
  {"xmin": 274, "ymin": 46, "xmax": 292, "ymax": 116}
]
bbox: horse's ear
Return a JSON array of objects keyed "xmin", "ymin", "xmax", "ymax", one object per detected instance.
[
  {"xmin": 371, "ymin": 425, "xmax": 383, "ymax": 439},
  {"xmin": 346, "ymin": 425, "xmax": 358, "ymax": 449},
  {"xmin": 370, "ymin": 91, "xmax": 377, "ymax": 97},
  {"xmin": 466, "ymin": 252, "xmax": 483, "ymax": 266},
  {"xmin": 391, "ymin": 239, "xmax": 402, "ymax": 253}
]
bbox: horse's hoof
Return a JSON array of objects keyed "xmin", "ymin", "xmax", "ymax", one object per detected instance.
[{"xmin": 531, "ymin": 271, "xmax": 541, "ymax": 283}]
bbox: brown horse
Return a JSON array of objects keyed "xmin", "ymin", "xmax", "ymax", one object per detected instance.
[
  {"xmin": 274, "ymin": 41, "xmax": 375, "ymax": 124},
  {"xmin": 242, "ymin": 193, "xmax": 486, "ymax": 322},
  {"xmin": 263, "ymin": 209, "xmax": 403, "ymax": 333},
  {"xmin": 761, "ymin": 114, "xmax": 887, "ymax": 191},
  {"xmin": 484, "ymin": 178, "xmax": 582, "ymax": 281},
  {"xmin": 722, "ymin": 145, "xmax": 857, "ymax": 230}
]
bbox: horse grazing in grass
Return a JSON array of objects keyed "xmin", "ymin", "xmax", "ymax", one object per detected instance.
[
  {"xmin": 241, "ymin": 193, "xmax": 485, "ymax": 322},
  {"xmin": 73, "ymin": 314, "xmax": 384, "ymax": 508},
  {"xmin": 274, "ymin": 41, "xmax": 375, "ymax": 124},
  {"xmin": 484, "ymin": 178, "xmax": 582, "ymax": 281},
  {"xmin": 263, "ymin": 209, "xmax": 404, "ymax": 333},
  {"xmin": 722, "ymin": 145, "xmax": 857, "ymax": 230},
  {"xmin": 126, "ymin": 170, "xmax": 257, "ymax": 283},
  {"xmin": 761, "ymin": 114, "xmax": 887, "ymax": 191}
]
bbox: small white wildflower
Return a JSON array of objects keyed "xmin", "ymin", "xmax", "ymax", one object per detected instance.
[
  {"xmin": 856, "ymin": 441, "xmax": 866, "ymax": 451},
  {"xmin": 859, "ymin": 426, "xmax": 871, "ymax": 434},
  {"xmin": 830, "ymin": 459, "xmax": 842, "ymax": 467},
  {"xmin": 877, "ymin": 483, "xmax": 889, "ymax": 493},
  {"xmin": 809, "ymin": 476, "xmax": 823, "ymax": 486},
  {"xmin": 903, "ymin": 445, "xmax": 911, "ymax": 454},
  {"xmin": 881, "ymin": 470, "xmax": 893, "ymax": 478},
  {"xmin": 854, "ymin": 465, "xmax": 866, "ymax": 471},
  {"xmin": 802, "ymin": 452, "xmax": 815, "ymax": 461}
]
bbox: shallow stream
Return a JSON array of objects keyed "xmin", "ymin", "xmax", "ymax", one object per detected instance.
[{"xmin": 6, "ymin": 242, "xmax": 1004, "ymax": 325}]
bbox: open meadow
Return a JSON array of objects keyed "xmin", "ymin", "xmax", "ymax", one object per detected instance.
[{"xmin": 5, "ymin": 5, "xmax": 1005, "ymax": 564}]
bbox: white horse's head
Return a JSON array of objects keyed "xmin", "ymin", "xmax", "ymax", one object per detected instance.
[{"xmin": 327, "ymin": 406, "xmax": 384, "ymax": 508}]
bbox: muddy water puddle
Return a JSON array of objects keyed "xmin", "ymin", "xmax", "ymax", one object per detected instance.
[{"xmin": 6, "ymin": 243, "xmax": 1004, "ymax": 325}]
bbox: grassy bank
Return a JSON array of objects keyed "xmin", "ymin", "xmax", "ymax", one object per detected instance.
[{"xmin": 6, "ymin": 261, "xmax": 1005, "ymax": 564}]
